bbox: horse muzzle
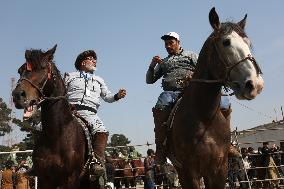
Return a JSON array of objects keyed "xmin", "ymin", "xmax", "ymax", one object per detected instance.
[
  {"xmin": 233, "ymin": 75, "xmax": 264, "ymax": 100},
  {"xmin": 12, "ymin": 88, "xmax": 28, "ymax": 109}
]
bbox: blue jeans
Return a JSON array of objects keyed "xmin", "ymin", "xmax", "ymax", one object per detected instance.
[
  {"xmin": 155, "ymin": 91, "xmax": 231, "ymax": 110},
  {"xmin": 155, "ymin": 91, "xmax": 181, "ymax": 110},
  {"xmin": 144, "ymin": 178, "xmax": 155, "ymax": 189}
]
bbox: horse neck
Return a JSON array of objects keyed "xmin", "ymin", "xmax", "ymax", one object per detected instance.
[
  {"xmin": 40, "ymin": 72, "xmax": 73, "ymax": 135},
  {"xmin": 183, "ymin": 38, "xmax": 222, "ymax": 121},
  {"xmin": 50, "ymin": 69, "xmax": 66, "ymax": 97}
]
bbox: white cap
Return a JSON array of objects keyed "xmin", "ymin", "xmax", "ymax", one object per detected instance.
[{"xmin": 161, "ymin": 32, "xmax": 180, "ymax": 41}]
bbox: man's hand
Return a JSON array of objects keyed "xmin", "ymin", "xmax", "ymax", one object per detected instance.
[
  {"xmin": 150, "ymin": 55, "xmax": 162, "ymax": 68},
  {"xmin": 117, "ymin": 89, "xmax": 126, "ymax": 99},
  {"xmin": 185, "ymin": 74, "xmax": 193, "ymax": 81}
]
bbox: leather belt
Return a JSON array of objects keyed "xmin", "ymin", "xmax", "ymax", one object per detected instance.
[{"xmin": 74, "ymin": 104, "xmax": 97, "ymax": 114}]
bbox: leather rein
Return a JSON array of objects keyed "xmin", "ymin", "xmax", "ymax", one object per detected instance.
[
  {"xmin": 189, "ymin": 33, "xmax": 262, "ymax": 86},
  {"xmin": 19, "ymin": 62, "xmax": 66, "ymax": 104}
]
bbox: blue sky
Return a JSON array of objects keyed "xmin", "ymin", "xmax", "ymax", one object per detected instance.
[{"xmin": 0, "ymin": 1, "xmax": 283, "ymax": 153}]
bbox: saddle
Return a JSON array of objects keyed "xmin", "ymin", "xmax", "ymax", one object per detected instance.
[
  {"xmin": 70, "ymin": 105, "xmax": 93, "ymax": 157},
  {"xmin": 71, "ymin": 107, "xmax": 106, "ymax": 180}
]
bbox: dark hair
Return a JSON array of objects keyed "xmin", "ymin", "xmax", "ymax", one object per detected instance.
[
  {"xmin": 147, "ymin": 149, "xmax": 154, "ymax": 156},
  {"xmin": 74, "ymin": 50, "xmax": 97, "ymax": 70},
  {"xmin": 5, "ymin": 160, "xmax": 14, "ymax": 169}
]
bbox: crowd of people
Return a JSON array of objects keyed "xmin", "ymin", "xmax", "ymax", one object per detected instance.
[
  {"xmin": 104, "ymin": 147, "xmax": 179, "ymax": 189},
  {"xmin": 0, "ymin": 159, "xmax": 33, "ymax": 189},
  {"xmin": 229, "ymin": 142, "xmax": 284, "ymax": 188}
]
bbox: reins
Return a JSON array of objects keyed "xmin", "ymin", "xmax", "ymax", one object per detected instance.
[
  {"xmin": 187, "ymin": 31, "xmax": 262, "ymax": 86},
  {"xmin": 20, "ymin": 61, "xmax": 67, "ymax": 106}
]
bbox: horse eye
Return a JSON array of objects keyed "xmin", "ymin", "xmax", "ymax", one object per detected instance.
[{"xmin": 222, "ymin": 39, "xmax": 231, "ymax": 47}]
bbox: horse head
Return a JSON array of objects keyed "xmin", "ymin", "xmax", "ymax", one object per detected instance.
[
  {"xmin": 12, "ymin": 45, "xmax": 64, "ymax": 118},
  {"xmin": 207, "ymin": 7, "xmax": 264, "ymax": 100}
]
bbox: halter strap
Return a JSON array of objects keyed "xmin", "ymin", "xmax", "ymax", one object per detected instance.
[
  {"xmin": 196, "ymin": 34, "xmax": 263, "ymax": 86},
  {"xmin": 20, "ymin": 62, "xmax": 53, "ymax": 99}
]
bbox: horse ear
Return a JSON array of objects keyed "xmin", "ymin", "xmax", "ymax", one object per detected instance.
[
  {"xmin": 238, "ymin": 14, "xmax": 247, "ymax": 30},
  {"xmin": 45, "ymin": 44, "xmax": 57, "ymax": 61},
  {"xmin": 18, "ymin": 63, "xmax": 26, "ymax": 74},
  {"xmin": 209, "ymin": 7, "xmax": 221, "ymax": 31},
  {"xmin": 25, "ymin": 50, "xmax": 31, "ymax": 60}
]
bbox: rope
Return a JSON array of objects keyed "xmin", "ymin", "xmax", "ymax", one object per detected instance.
[
  {"xmin": 230, "ymin": 97, "xmax": 274, "ymax": 119},
  {"xmin": 106, "ymin": 142, "xmax": 154, "ymax": 149}
]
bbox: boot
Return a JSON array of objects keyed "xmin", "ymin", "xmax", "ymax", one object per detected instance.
[
  {"xmin": 152, "ymin": 107, "xmax": 171, "ymax": 166},
  {"xmin": 90, "ymin": 132, "xmax": 108, "ymax": 178}
]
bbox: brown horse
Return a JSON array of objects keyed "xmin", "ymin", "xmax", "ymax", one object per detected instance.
[
  {"xmin": 167, "ymin": 8, "xmax": 264, "ymax": 189},
  {"xmin": 12, "ymin": 45, "xmax": 99, "ymax": 189},
  {"xmin": 111, "ymin": 157, "xmax": 144, "ymax": 188},
  {"xmin": 111, "ymin": 157, "xmax": 127, "ymax": 188},
  {"xmin": 131, "ymin": 159, "xmax": 145, "ymax": 179}
]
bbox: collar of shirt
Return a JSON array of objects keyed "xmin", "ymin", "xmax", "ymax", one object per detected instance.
[
  {"xmin": 80, "ymin": 71, "xmax": 94, "ymax": 81},
  {"xmin": 168, "ymin": 48, "xmax": 184, "ymax": 58}
]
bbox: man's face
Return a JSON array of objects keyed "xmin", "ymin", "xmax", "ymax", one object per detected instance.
[
  {"xmin": 81, "ymin": 56, "xmax": 97, "ymax": 73},
  {"xmin": 164, "ymin": 38, "xmax": 180, "ymax": 55}
]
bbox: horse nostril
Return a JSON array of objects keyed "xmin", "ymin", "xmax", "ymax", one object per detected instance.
[
  {"xmin": 245, "ymin": 80, "xmax": 254, "ymax": 91},
  {"xmin": 20, "ymin": 90, "xmax": 26, "ymax": 98},
  {"xmin": 14, "ymin": 90, "xmax": 26, "ymax": 100}
]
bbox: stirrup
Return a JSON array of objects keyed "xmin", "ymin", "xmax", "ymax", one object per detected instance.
[{"xmin": 89, "ymin": 158, "xmax": 105, "ymax": 181}]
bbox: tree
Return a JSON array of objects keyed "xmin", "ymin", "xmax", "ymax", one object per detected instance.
[
  {"xmin": 0, "ymin": 145, "xmax": 12, "ymax": 167},
  {"xmin": 107, "ymin": 134, "xmax": 131, "ymax": 155},
  {"xmin": 11, "ymin": 108, "xmax": 41, "ymax": 150},
  {"xmin": 0, "ymin": 98, "xmax": 36, "ymax": 149},
  {"xmin": 109, "ymin": 134, "xmax": 131, "ymax": 147},
  {"xmin": 0, "ymin": 98, "xmax": 13, "ymax": 136}
]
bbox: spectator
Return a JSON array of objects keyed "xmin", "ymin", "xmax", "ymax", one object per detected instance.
[
  {"xmin": 261, "ymin": 142, "xmax": 281, "ymax": 187},
  {"xmin": 105, "ymin": 156, "xmax": 115, "ymax": 189},
  {"xmin": 247, "ymin": 147, "xmax": 257, "ymax": 180},
  {"xmin": 128, "ymin": 146, "xmax": 142, "ymax": 160},
  {"xmin": 15, "ymin": 160, "xmax": 30, "ymax": 189},
  {"xmin": 1, "ymin": 160, "xmax": 16, "ymax": 189},
  {"xmin": 144, "ymin": 149, "xmax": 155, "ymax": 189}
]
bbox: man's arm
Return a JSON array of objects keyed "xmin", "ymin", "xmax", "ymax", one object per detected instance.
[
  {"xmin": 98, "ymin": 76, "xmax": 126, "ymax": 103},
  {"xmin": 146, "ymin": 55, "xmax": 163, "ymax": 84}
]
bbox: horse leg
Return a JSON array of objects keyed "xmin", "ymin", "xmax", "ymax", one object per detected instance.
[
  {"xmin": 203, "ymin": 169, "xmax": 227, "ymax": 189},
  {"xmin": 177, "ymin": 170, "xmax": 201, "ymax": 189},
  {"xmin": 130, "ymin": 177, "xmax": 136, "ymax": 187},
  {"xmin": 38, "ymin": 179, "xmax": 54, "ymax": 189},
  {"xmin": 124, "ymin": 178, "xmax": 130, "ymax": 188},
  {"xmin": 62, "ymin": 174, "xmax": 80, "ymax": 189},
  {"xmin": 114, "ymin": 178, "xmax": 121, "ymax": 189}
]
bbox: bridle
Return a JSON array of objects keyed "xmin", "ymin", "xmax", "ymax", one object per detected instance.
[
  {"xmin": 18, "ymin": 62, "xmax": 65, "ymax": 103},
  {"xmin": 189, "ymin": 31, "xmax": 262, "ymax": 86},
  {"xmin": 213, "ymin": 33, "xmax": 262, "ymax": 85}
]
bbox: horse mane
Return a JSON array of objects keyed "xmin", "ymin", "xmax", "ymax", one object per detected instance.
[
  {"xmin": 24, "ymin": 48, "xmax": 66, "ymax": 96},
  {"xmin": 219, "ymin": 21, "xmax": 247, "ymax": 38},
  {"xmin": 192, "ymin": 20, "xmax": 249, "ymax": 81},
  {"xmin": 25, "ymin": 49, "xmax": 51, "ymax": 70}
]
